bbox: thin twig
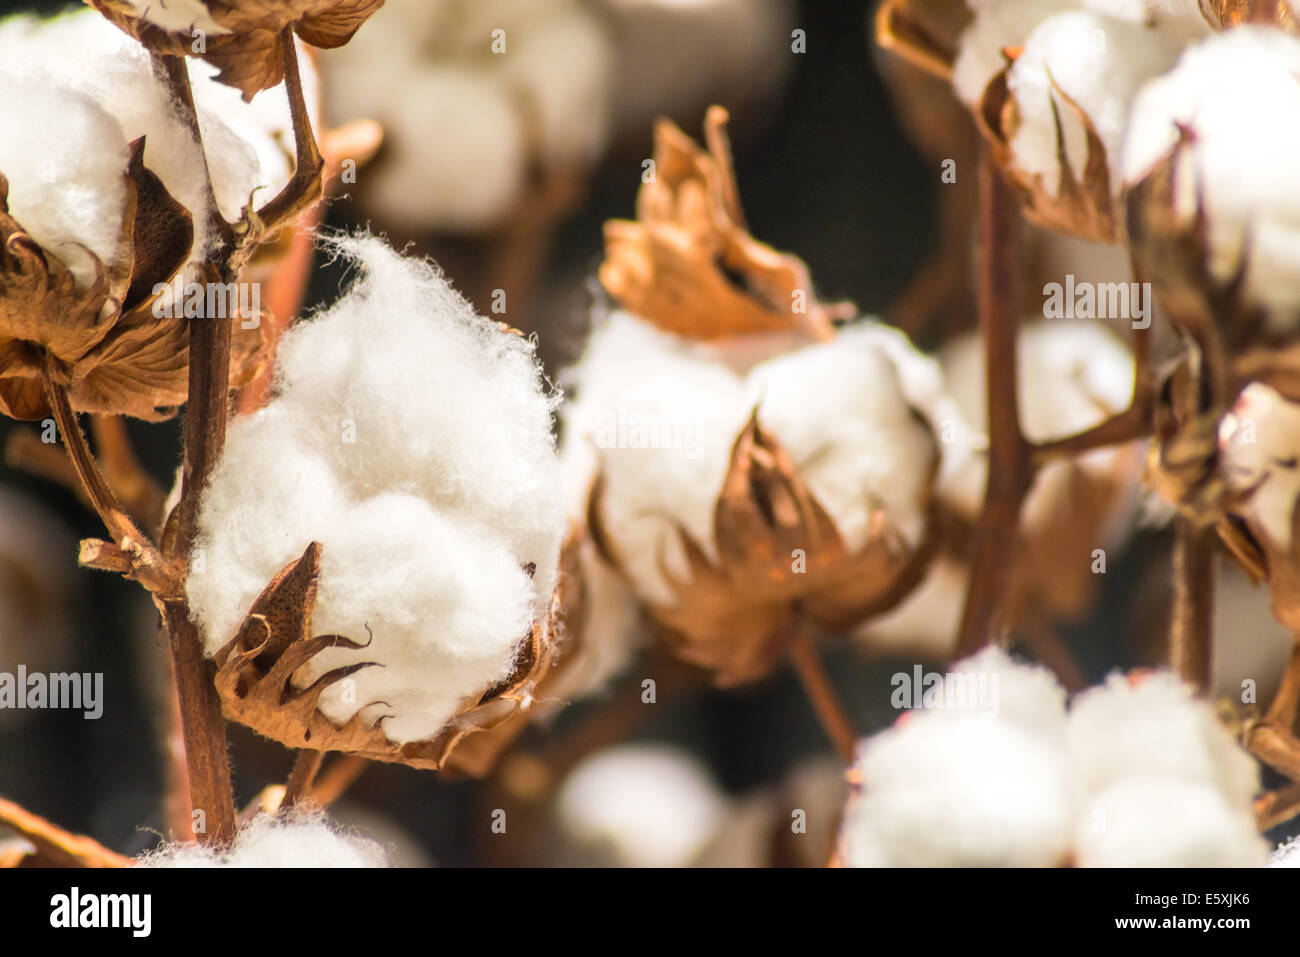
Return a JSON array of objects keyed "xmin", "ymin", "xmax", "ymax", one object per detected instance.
[
  {"xmin": 955, "ymin": 148, "xmax": 1028, "ymax": 657},
  {"xmin": 255, "ymin": 30, "xmax": 324, "ymax": 232},
  {"xmin": 283, "ymin": 750, "xmax": 325, "ymax": 808},
  {"xmin": 1169, "ymin": 517, "xmax": 1215, "ymax": 693},
  {"xmin": 90, "ymin": 414, "xmax": 166, "ymax": 535},
  {"xmin": 1255, "ymin": 781, "xmax": 1300, "ymax": 832},
  {"xmin": 789, "ymin": 630, "xmax": 858, "ymax": 765}
]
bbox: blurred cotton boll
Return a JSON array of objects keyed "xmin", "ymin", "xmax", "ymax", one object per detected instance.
[
  {"xmin": 320, "ymin": 0, "xmax": 612, "ymax": 232},
  {"xmin": 554, "ymin": 743, "xmax": 728, "ymax": 867}
]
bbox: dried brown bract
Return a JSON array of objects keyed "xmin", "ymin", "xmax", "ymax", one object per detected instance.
[
  {"xmin": 212, "ymin": 541, "xmax": 562, "ymax": 771},
  {"xmin": 87, "ymin": 0, "xmax": 385, "ymax": 99},
  {"xmin": 589, "ymin": 414, "xmax": 933, "ymax": 686},
  {"xmin": 975, "ymin": 58, "xmax": 1118, "ymax": 243},
  {"xmin": 599, "ymin": 106, "xmax": 846, "ymax": 342}
]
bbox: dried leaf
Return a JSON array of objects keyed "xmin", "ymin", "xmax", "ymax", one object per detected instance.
[
  {"xmin": 599, "ymin": 107, "xmax": 846, "ymax": 342},
  {"xmin": 591, "ymin": 414, "xmax": 933, "ymax": 686},
  {"xmin": 87, "ymin": 0, "xmax": 386, "ymax": 100},
  {"xmin": 212, "ymin": 541, "xmax": 560, "ymax": 771},
  {"xmin": 974, "ymin": 61, "xmax": 1118, "ymax": 243}
]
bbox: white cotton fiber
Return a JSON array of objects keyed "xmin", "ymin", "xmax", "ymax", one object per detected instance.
[
  {"xmin": 0, "ymin": 75, "xmax": 129, "ymax": 287},
  {"xmin": 556, "ymin": 744, "xmax": 728, "ymax": 867},
  {"xmin": 0, "ymin": 10, "xmax": 312, "ymax": 274},
  {"xmin": 140, "ymin": 812, "xmax": 389, "ymax": 868},
  {"xmin": 1006, "ymin": 12, "xmax": 1181, "ymax": 199},
  {"xmin": 952, "ymin": 0, "xmax": 1073, "ymax": 107},
  {"xmin": 1123, "ymin": 27, "xmax": 1300, "ymax": 324},
  {"xmin": 119, "ymin": 0, "xmax": 229, "ymax": 35},
  {"xmin": 844, "ymin": 710, "xmax": 1072, "ymax": 867},
  {"xmin": 364, "ymin": 67, "xmax": 527, "ymax": 231},
  {"xmin": 274, "ymin": 236, "xmax": 565, "ymax": 604},
  {"xmin": 1271, "ymin": 838, "xmax": 1300, "ymax": 867},
  {"xmin": 1067, "ymin": 672, "xmax": 1261, "ymax": 810},
  {"xmin": 1082, "ymin": 0, "xmax": 1210, "ymax": 41},
  {"xmin": 1074, "ymin": 778, "xmax": 1267, "ymax": 867},
  {"xmin": 938, "ymin": 319, "xmax": 1135, "ymax": 522},
  {"xmin": 189, "ymin": 235, "xmax": 565, "ymax": 745},
  {"xmin": 563, "ymin": 312, "xmax": 953, "ymax": 607},
  {"xmin": 1219, "ymin": 383, "xmax": 1300, "ymax": 551}
]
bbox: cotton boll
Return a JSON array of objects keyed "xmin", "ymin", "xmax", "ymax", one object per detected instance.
[
  {"xmin": 1067, "ymin": 672, "xmax": 1261, "ymax": 810},
  {"xmin": 1082, "ymin": 0, "xmax": 1211, "ymax": 42},
  {"xmin": 497, "ymin": 5, "xmax": 612, "ymax": 168},
  {"xmin": 188, "ymin": 410, "xmax": 351, "ymax": 651},
  {"xmin": 951, "ymin": 0, "xmax": 1073, "ymax": 107},
  {"xmin": 1123, "ymin": 27, "xmax": 1300, "ymax": 323},
  {"xmin": 1006, "ymin": 12, "xmax": 1182, "ymax": 200},
  {"xmin": 1219, "ymin": 383, "xmax": 1300, "ymax": 552},
  {"xmin": 300, "ymin": 494, "xmax": 534, "ymax": 744},
  {"xmin": 0, "ymin": 76, "xmax": 129, "ymax": 286},
  {"xmin": 140, "ymin": 812, "xmax": 389, "ymax": 868},
  {"xmin": 555, "ymin": 744, "xmax": 728, "ymax": 867},
  {"xmin": 361, "ymin": 67, "xmax": 527, "ymax": 231},
  {"xmin": 956, "ymin": 647, "xmax": 1069, "ymax": 740},
  {"xmin": 747, "ymin": 331, "xmax": 938, "ymax": 551},
  {"xmin": 844, "ymin": 710, "xmax": 1072, "ymax": 866},
  {"xmin": 1075, "ymin": 778, "xmax": 1266, "ymax": 867},
  {"xmin": 939, "ymin": 319, "xmax": 1136, "ymax": 521},
  {"xmin": 561, "ymin": 311, "xmax": 753, "ymax": 605},
  {"xmin": 275, "ymin": 236, "xmax": 564, "ymax": 607}
]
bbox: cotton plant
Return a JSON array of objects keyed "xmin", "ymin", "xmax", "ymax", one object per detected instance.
[
  {"xmin": 563, "ymin": 108, "xmax": 979, "ymax": 687},
  {"xmin": 185, "ymin": 234, "xmax": 568, "ymax": 761},
  {"xmin": 839, "ymin": 650, "xmax": 1269, "ymax": 867},
  {"xmin": 319, "ymin": 0, "xmax": 612, "ymax": 233}
]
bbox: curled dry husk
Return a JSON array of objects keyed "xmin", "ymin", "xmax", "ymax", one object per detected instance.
[
  {"xmin": 1204, "ymin": 0, "xmax": 1300, "ymax": 31},
  {"xmin": 212, "ymin": 536, "xmax": 574, "ymax": 771},
  {"xmin": 974, "ymin": 52, "xmax": 1118, "ymax": 243},
  {"xmin": 0, "ymin": 147, "xmax": 263, "ymax": 421},
  {"xmin": 87, "ymin": 0, "xmax": 385, "ymax": 100},
  {"xmin": 589, "ymin": 414, "xmax": 935, "ymax": 686},
  {"xmin": 599, "ymin": 106, "xmax": 847, "ymax": 342}
]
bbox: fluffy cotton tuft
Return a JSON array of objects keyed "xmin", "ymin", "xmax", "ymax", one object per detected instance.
[
  {"xmin": 1006, "ymin": 12, "xmax": 1181, "ymax": 198},
  {"xmin": 0, "ymin": 10, "xmax": 316, "ymax": 279},
  {"xmin": 139, "ymin": 812, "xmax": 389, "ymax": 868},
  {"xmin": 1271, "ymin": 837, "xmax": 1300, "ymax": 867},
  {"xmin": 556, "ymin": 744, "xmax": 728, "ymax": 867},
  {"xmin": 1067, "ymin": 672, "xmax": 1260, "ymax": 810},
  {"xmin": 1075, "ymin": 778, "xmax": 1266, "ymax": 867},
  {"xmin": 843, "ymin": 649, "xmax": 1073, "ymax": 867},
  {"xmin": 0, "ymin": 76, "xmax": 129, "ymax": 287},
  {"xmin": 189, "ymin": 236, "xmax": 565, "ymax": 744},
  {"xmin": 562, "ymin": 312, "xmax": 969, "ymax": 606},
  {"xmin": 952, "ymin": 0, "xmax": 1074, "ymax": 107},
  {"xmin": 1123, "ymin": 27, "xmax": 1300, "ymax": 324}
]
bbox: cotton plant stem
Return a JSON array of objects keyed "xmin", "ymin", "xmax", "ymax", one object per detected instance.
[
  {"xmin": 1255, "ymin": 780, "xmax": 1300, "ymax": 832},
  {"xmin": 255, "ymin": 31, "xmax": 324, "ymax": 233},
  {"xmin": 90, "ymin": 414, "xmax": 166, "ymax": 535},
  {"xmin": 955, "ymin": 148, "xmax": 1028, "ymax": 658},
  {"xmin": 0, "ymin": 797, "xmax": 130, "ymax": 868},
  {"xmin": 789, "ymin": 630, "xmax": 858, "ymax": 765},
  {"xmin": 283, "ymin": 750, "xmax": 325, "ymax": 808},
  {"xmin": 1169, "ymin": 517, "xmax": 1215, "ymax": 693}
]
